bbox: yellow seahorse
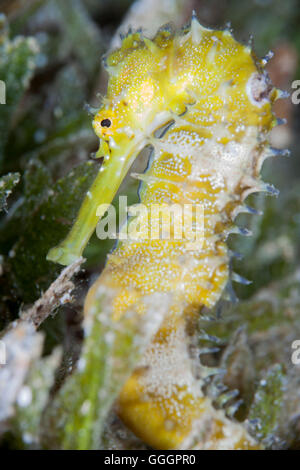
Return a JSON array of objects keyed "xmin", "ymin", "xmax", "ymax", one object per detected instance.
[{"xmin": 48, "ymin": 15, "xmax": 284, "ymax": 449}]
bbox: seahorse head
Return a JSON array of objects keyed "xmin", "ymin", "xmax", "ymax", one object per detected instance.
[{"xmin": 92, "ymin": 28, "xmax": 196, "ymax": 162}]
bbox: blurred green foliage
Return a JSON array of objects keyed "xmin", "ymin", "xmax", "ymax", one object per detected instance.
[
  {"xmin": 12, "ymin": 347, "xmax": 62, "ymax": 448},
  {"xmin": 2, "ymin": 159, "xmax": 98, "ymax": 303},
  {"xmin": 0, "ymin": 13, "xmax": 39, "ymax": 168},
  {"xmin": 248, "ymin": 364, "xmax": 286, "ymax": 448}
]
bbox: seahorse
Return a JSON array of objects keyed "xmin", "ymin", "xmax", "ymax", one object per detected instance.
[{"xmin": 47, "ymin": 15, "xmax": 285, "ymax": 449}]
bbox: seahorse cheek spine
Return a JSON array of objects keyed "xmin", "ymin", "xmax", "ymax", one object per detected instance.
[{"xmin": 80, "ymin": 18, "xmax": 280, "ymax": 449}]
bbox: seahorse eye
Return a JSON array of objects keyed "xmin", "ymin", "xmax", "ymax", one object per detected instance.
[{"xmin": 101, "ymin": 118, "xmax": 112, "ymax": 128}]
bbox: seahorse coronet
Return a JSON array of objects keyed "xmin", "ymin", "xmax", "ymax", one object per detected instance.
[{"xmin": 47, "ymin": 15, "xmax": 288, "ymax": 449}]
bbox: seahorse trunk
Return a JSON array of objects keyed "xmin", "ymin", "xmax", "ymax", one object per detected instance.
[{"xmin": 85, "ymin": 117, "xmax": 264, "ymax": 447}]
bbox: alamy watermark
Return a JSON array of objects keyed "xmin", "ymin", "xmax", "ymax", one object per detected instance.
[
  {"xmin": 0, "ymin": 340, "xmax": 6, "ymax": 365},
  {"xmin": 291, "ymin": 340, "xmax": 300, "ymax": 365},
  {"xmin": 0, "ymin": 80, "xmax": 5, "ymax": 105},
  {"xmin": 96, "ymin": 196, "xmax": 205, "ymax": 251},
  {"xmin": 291, "ymin": 80, "xmax": 300, "ymax": 105}
]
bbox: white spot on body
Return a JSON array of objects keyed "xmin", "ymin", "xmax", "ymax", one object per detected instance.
[{"xmin": 17, "ymin": 386, "xmax": 32, "ymax": 408}]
